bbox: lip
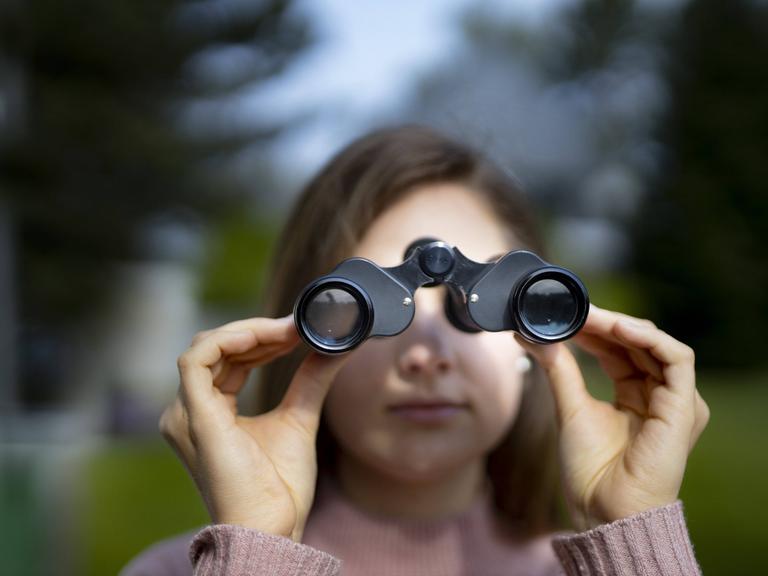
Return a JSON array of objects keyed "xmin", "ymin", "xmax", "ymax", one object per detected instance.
[{"xmin": 387, "ymin": 400, "xmax": 469, "ymax": 423}]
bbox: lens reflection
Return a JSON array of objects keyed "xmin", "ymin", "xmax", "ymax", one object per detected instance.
[
  {"xmin": 520, "ymin": 278, "xmax": 578, "ymax": 337},
  {"xmin": 304, "ymin": 287, "xmax": 362, "ymax": 345}
]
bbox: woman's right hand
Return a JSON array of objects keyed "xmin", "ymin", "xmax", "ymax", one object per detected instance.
[{"xmin": 159, "ymin": 315, "xmax": 350, "ymax": 542}]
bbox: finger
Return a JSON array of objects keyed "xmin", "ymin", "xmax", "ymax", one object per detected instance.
[
  {"xmin": 205, "ymin": 316, "xmax": 298, "ymax": 376},
  {"xmin": 159, "ymin": 397, "xmax": 197, "ymax": 468},
  {"xmin": 227, "ymin": 340, "xmax": 299, "ymax": 364},
  {"xmin": 689, "ymin": 389, "xmax": 710, "ymax": 452},
  {"xmin": 611, "ymin": 321, "xmax": 697, "ymax": 434},
  {"xmin": 279, "ymin": 352, "xmax": 353, "ymax": 434},
  {"xmin": 191, "ymin": 330, "xmax": 212, "ymax": 346},
  {"xmin": 209, "ymin": 341, "xmax": 293, "ymax": 383},
  {"xmin": 513, "ymin": 334, "xmax": 593, "ymax": 427},
  {"xmin": 611, "ymin": 319, "xmax": 696, "ymax": 397},
  {"xmin": 208, "ymin": 342, "xmax": 300, "ymax": 395},
  {"xmin": 573, "ymin": 332, "xmax": 651, "ymax": 415},
  {"xmin": 192, "ymin": 315, "xmax": 297, "ymax": 347},
  {"xmin": 216, "ymin": 348, "xmax": 292, "ymax": 396},
  {"xmin": 573, "ymin": 331, "xmax": 664, "ymax": 381},
  {"xmin": 613, "ymin": 309, "xmax": 656, "ymax": 329},
  {"xmin": 573, "ymin": 332, "xmax": 641, "ymax": 380},
  {"xmin": 582, "ymin": 304, "xmax": 657, "ymax": 336},
  {"xmin": 177, "ymin": 330, "xmax": 257, "ymax": 411},
  {"xmin": 216, "ymin": 364, "xmax": 253, "ymax": 415},
  {"xmin": 627, "ymin": 348, "xmax": 664, "ymax": 381},
  {"xmin": 219, "ymin": 315, "xmax": 298, "ymax": 345},
  {"xmin": 578, "ymin": 306, "xmax": 664, "ymax": 380},
  {"xmin": 584, "ymin": 305, "xmax": 688, "ymax": 368}
]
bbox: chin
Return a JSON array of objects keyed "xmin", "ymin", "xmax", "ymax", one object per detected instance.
[{"xmin": 371, "ymin": 451, "xmax": 474, "ymax": 485}]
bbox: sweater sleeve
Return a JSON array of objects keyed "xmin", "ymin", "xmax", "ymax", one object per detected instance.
[
  {"xmin": 550, "ymin": 500, "xmax": 702, "ymax": 576},
  {"xmin": 189, "ymin": 524, "xmax": 341, "ymax": 576}
]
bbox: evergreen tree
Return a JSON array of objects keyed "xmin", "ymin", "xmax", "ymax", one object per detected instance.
[
  {"xmin": 0, "ymin": 0, "xmax": 310, "ymax": 405},
  {"xmin": 629, "ymin": 0, "xmax": 768, "ymax": 368}
]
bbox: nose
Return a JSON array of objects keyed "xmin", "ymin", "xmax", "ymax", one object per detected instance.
[
  {"xmin": 398, "ymin": 343, "xmax": 452, "ymax": 379},
  {"xmin": 396, "ymin": 287, "xmax": 455, "ymax": 380}
]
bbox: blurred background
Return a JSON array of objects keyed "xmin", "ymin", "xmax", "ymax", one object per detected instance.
[{"xmin": 1, "ymin": 0, "xmax": 766, "ymax": 574}]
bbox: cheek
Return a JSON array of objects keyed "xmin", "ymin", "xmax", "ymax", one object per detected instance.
[
  {"xmin": 323, "ymin": 341, "xmax": 394, "ymax": 454},
  {"xmin": 321, "ymin": 332, "xmax": 527, "ymax": 479},
  {"xmin": 463, "ymin": 333, "xmax": 526, "ymax": 445}
]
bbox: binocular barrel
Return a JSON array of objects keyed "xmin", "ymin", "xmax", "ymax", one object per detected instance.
[{"xmin": 294, "ymin": 238, "xmax": 589, "ymax": 354}]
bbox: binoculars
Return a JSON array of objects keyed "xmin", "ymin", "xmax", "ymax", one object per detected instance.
[{"xmin": 294, "ymin": 237, "xmax": 589, "ymax": 354}]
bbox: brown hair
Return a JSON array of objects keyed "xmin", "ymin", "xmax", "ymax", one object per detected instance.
[{"xmin": 257, "ymin": 125, "xmax": 563, "ymax": 536}]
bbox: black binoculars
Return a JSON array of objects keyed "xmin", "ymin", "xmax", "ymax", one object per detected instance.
[{"xmin": 293, "ymin": 237, "xmax": 589, "ymax": 354}]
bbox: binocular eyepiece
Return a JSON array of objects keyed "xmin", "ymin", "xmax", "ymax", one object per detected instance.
[{"xmin": 294, "ymin": 238, "xmax": 589, "ymax": 354}]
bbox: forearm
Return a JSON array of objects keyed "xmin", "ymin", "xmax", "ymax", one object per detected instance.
[
  {"xmin": 190, "ymin": 524, "xmax": 341, "ymax": 576},
  {"xmin": 551, "ymin": 500, "xmax": 702, "ymax": 576}
]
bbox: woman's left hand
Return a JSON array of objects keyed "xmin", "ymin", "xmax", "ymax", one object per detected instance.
[{"xmin": 514, "ymin": 304, "xmax": 710, "ymax": 526}]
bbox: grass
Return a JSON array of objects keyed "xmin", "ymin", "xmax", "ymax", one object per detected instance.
[
  {"xmin": 579, "ymin": 360, "xmax": 768, "ymax": 576},
  {"xmin": 676, "ymin": 372, "xmax": 768, "ymax": 576},
  {"xmin": 0, "ymin": 455, "xmax": 46, "ymax": 576},
  {"xmin": 62, "ymin": 369, "xmax": 768, "ymax": 575},
  {"xmin": 74, "ymin": 439, "xmax": 208, "ymax": 576}
]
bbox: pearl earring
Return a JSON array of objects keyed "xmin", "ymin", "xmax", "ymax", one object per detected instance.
[{"xmin": 516, "ymin": 355, "xmax": 532, "ymax": 374}]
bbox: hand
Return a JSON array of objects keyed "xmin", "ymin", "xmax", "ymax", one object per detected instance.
[
  {"xmin": 159, "ymin": 315, "xmax": 350, "ymax": 542},
  {"xmin": 514, "ymin": 304, "xmax": 710, "ymax": 527}
]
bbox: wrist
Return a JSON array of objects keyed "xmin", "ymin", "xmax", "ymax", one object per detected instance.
[
  {"xmin": 216, "ymin": 515, "xmax": 297, "ymax": 541},
  {"xmin": 583, "ymin": 497, "xmax": 679, "ymax": 527}
]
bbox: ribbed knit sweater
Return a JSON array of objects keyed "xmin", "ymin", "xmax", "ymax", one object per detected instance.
[{"xmin": 121, "ymin": 475, "xmax": 702, "ymax": 576}]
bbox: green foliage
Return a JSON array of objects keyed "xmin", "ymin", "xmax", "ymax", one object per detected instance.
[
  {"xmin": 579, "ymin": 272, "xmax": 647, "ymax": 318},
  {"xmin": 0, "ymin": 0, "xmax": 310, "ymax": 406},
  {"xmin": 75, "ymin": 440, "xmax": 208, "ymax": 576},
  {"xmin": 0, "ymin": 0, "xmax": 309, "ymax": 325},
  {"xmin": 198, "ymin": 212, "xmax": 282, "ymax": 311},
  {"xmin": 0, "ymin": 456, "xmax": 46, "ymax": 576},
  {"xmin": 71, "ymin": 370, "xmax": 768, "ymax": 576},
  {"xmin": 678, "ymin": 373, "xmax": 768, "ymax": 576},
  {"xmin": 577, "ymin": 361, "xmax": 768, "ymax": 576},
  {"xmin": 629, "ymin": 0, "xmax": 768, "ymax": 368}
]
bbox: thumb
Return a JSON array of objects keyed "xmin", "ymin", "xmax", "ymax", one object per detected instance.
[
  {"xmin": 514, "ymin": 334, "xmax": 592, "ymax": 427},
  {"xmin": 279, "ymin": 351, "xmax": 352, "ymax": 433}
]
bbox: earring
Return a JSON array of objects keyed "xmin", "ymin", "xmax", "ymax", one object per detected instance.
[{"xmin": 516, "ymin": 354, "xmax": 532, "ymax": 374}]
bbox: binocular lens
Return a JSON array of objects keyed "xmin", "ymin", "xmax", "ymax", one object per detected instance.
[
  {"xmin": 519, "ymin": 278, "xmax": 579, "ymax": 337},
  {"xmin": 304, "ymin": 287, "xmax": 363, "ymax": 345}
]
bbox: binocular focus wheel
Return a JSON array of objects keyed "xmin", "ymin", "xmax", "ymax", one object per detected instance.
[{"xmin": 294, "ymin": 278, "xmax": 374, "ymax": 354}]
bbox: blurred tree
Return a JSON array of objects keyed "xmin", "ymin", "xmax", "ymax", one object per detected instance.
[
  {"xmin": 629, "ymin": 0, "xmax": 768, "ymax": 369},
  {"xmin": 0, "ymin": 0, "xmax": 310, "ymax": 405},
  {"xmin": 407, "ymin": 0, "xmax": 768, "ymax": 369},
  {"xmin": 402, "ymin": 0, "xmax": 669, "ymax": 313}
]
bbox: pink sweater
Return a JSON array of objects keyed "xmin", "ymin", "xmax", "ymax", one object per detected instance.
[{"xmin": 121, "ymin": 475, "xmax": 702, "ymax": 576}]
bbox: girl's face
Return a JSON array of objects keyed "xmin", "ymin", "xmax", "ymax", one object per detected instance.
[{"xmin": 323, "ymin": 182, "xmax": 528, "ymax": 483}]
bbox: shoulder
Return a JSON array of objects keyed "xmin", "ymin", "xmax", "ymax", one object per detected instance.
[{"xmin": 119, "ymin": 528, "xmax": 202, "ymax": 576}]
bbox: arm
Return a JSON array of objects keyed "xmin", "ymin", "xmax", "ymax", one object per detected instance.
[
  {"xmin": 189, "ymin": 525, "xmax": 341, "ymax": 576},
  {"xmin": 515, "ymin": 304, "xmax": 709, "ymax": 575},
  {"xmin": 551, "ymin": 500, "xmax": 701, "ymax": 576},
  {"xmin": 159, "ymin": 316, "xmax": 352, "ymax": 573}
]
